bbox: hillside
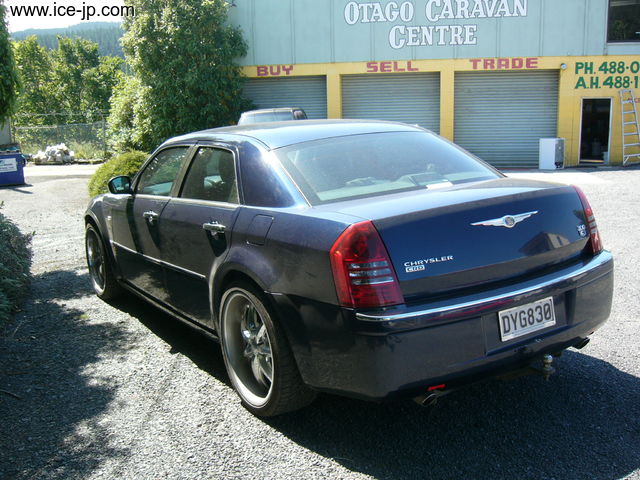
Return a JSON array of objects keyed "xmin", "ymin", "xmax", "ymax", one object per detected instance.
[{"xmin": 11, "ymin": 22, "xmax": 124, "ymax": 58}]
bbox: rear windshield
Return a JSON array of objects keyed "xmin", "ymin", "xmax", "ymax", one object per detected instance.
[
  {"xmin": 244, "ymin": 111, "xmax": 294, "ymax": 123},
  {"xmin": 274, "ymin": 131, "xmax": 498, "ymax": 205}
]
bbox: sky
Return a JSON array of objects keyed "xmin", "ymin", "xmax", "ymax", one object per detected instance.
[{"xmin": 5, "ymin": 0, "xmax": 126, "ymax": 33}]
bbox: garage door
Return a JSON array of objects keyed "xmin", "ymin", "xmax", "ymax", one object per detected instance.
[
  {"xmin": 454, "ymin": 71, "xmax": 559, "ymax": 168},
  {"xmin": 243, "ymin": 76, "xmax": 327, "ymax": 119},
  {"xmin": 342, "ymin": 73, "xmax": 440, "ymax": 133}
]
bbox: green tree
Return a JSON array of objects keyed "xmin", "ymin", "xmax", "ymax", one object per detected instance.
[
  {"xmin": 13, "ymin": 36, "xmax": 123, "ymax": 125},
  {"xmin": 117, "ymin": 0, "xmax": 250, "ymax": 151},
  {"xmin": 12, "ymin": 36, "xmax": 58, "ymax": 125},
  {"xmin": 53, "ymin": 36, "xmax": 123, "ymax": 116},
  {"xmin": 0, "ymin": 2, "xmax": 19, "ymax": 123}
]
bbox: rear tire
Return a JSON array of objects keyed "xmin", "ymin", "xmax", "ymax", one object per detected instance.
[
  {"xmin": 219, "ymin": 282, "xmax": 316, "ymax": 416},
  {"xmin": 85, "ymin": 223, "xmax": 122, "ymax": 300}
]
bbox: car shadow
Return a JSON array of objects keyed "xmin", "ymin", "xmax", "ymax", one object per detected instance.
[
  {"xmin": 108, "ymin": 293, "xmax": 640, "ymax": 480},
  {"xmin": 0, "ymin": 184, "xmax": 33, "ymax": 194},
  {"xmin": 107, "ymin": 293, "xmax": 229, "ymax": 386},
  {"xmin": 263, "ymin": 351, "xmax": 640, "ymax": 480},
  {"xmin": 0, "ymin": 269, "xmax": 132, "ymax": 479}
]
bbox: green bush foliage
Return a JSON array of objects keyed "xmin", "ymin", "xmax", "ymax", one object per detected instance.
[
  {"xmin": 88, "ymin": 150, "xmax": 148, "ymax": 197},
  {"xmin": 0, "ymin": 205, "xmax": 33, "ymax": 323}
]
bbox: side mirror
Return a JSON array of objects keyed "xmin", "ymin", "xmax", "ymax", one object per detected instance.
[{"xmin": 108, "ymin": 176, "xmax": 133, "ymax": 195}]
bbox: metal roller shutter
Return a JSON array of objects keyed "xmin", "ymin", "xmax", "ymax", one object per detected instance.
[
  {"xmin": 454, "ymin": 71, "xmax": 559, "ymax": 168},
  {"xmin": 342, "ymin": 74, "xmax": 440, "ymax": 133},
  {"xmin": 243, "ymin": 77, "xmax": 327, "ymax": 119}
]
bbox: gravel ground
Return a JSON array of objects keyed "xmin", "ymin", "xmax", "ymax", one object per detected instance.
[{"xmin": 0, "ymin": 166, "xmax": 639, "ymax": 480}]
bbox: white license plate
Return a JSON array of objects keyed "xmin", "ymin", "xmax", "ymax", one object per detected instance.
[{"xmin": 498, "ymin": 297, "xmax": 556, "ymax": 342}]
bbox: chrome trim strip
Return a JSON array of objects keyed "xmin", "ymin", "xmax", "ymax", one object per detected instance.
[
  {"xmin": 355, "ymin": 251, "xmax": 613, "ymax": 323},
  {"xmin": 111, "ymin": 241, "xmax": 207, "ymax": 280}
]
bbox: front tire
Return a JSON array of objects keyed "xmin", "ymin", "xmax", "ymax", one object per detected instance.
[
  {"xmin": 219, "ymin": 282, "xmax": 316, "ymax": 416},
  {"xmin": 85, "ymin": 223, "xmax": 122, "ymax": 300}
]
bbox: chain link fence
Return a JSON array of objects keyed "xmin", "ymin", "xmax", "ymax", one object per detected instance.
[{"xmin": 12, "ymin": 113, "xmax": 108, "ymax": 161}]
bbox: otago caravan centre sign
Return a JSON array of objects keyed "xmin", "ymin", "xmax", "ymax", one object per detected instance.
[{"xmin": 343, "ymin": 0, "xmax": 528, "ymax": 48}]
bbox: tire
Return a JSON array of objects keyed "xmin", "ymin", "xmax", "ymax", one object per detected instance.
[
  {"xmin": 219, "ymin": 282, "xmax": 316, "ymax": 416},
  {"xmin": 85, "ymin": 223, "xmax": 122, "ymax": 300}
]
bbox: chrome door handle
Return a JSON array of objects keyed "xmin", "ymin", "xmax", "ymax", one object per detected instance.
[
  {"xmin": 143, "ymin": 211, "xmax": 159, "ymax": 225},
  {"xmin": 203, "ymin": 222, "xmax": 226, "ymax": 234}
]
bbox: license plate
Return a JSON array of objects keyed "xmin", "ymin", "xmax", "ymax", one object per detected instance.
[{"xmin": 498, "ymin": 297, "xmax": 556, "ymax": 342}]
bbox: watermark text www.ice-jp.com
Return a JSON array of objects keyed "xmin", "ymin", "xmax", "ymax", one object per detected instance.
[{"xmin": 8, "ymin": 2, "xmax": 135, "ymax": 22}]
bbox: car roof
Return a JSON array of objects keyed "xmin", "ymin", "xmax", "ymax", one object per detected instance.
[{"xmin": 166, "ymin": 119, "xmax": 425, "ymax": 150}]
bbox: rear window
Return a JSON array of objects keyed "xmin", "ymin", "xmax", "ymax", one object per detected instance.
[
  {"xmin": 274, "ymin": 131, "xmax": 498, "ymax": 205},
  {"xmin": 243, "ymin": 111, "xmax": 295, "ymax": 123}
]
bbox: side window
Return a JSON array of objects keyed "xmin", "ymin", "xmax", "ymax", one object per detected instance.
[
  {"xmin": 180, "ymin": 147, "xmax": 239, "ymax": 204},
  {"xmin": 136, "ymin": 147, "xmax": 190, "ymax": 196}
]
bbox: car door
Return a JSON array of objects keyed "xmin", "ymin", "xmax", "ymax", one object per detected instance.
[
  {"xmin": 111, "ymin": 146, "xmax": 192, "ymax": 302},
  {"xmin": 158, "ymin": 146, "xmax": 241, "ymax": 327}
]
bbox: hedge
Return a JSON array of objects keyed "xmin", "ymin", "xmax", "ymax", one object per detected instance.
[
  {"xmin": 0, "ymin": 205, "xmax": 33, "ymax": 324},
  {"xmin": 88, "ymin": 150, "xmax": 148, "ymax": 197}
]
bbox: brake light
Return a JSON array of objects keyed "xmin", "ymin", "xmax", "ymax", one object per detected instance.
[
  {"xmin": 329, "ymin": 221, "xmax": 404, "ymax": 308},
  {"xmin": 573, "ymin": 186, "xmax": 603, "ymax": 254}
]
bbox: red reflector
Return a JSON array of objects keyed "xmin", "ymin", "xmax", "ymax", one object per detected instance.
[
  {"xmin": 428, "ymin": 384, "xmax": 446, "ymax": 391},
  {"xmin": 330, "ymin": 221, "xmax": 403, "ymax": 308},
  {"xmin": 573, "ymin": 186, "xmax": 603, "ymax": 255}
]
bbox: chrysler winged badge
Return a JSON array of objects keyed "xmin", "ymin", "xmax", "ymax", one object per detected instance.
[{"xmin": 471, "ymin": 211, "xmax": 539, "ymax": 228}]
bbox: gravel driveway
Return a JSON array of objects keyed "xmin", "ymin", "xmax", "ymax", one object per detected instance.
[{"xmin": 1, "ymin": 165, "xmax": 639, "ymax": 480}]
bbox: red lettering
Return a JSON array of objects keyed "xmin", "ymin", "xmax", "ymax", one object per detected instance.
[
  {"xmin": 257, "ymin": 66, "xmax": 268, "ymax": 77},
  {"xmin": 407, "ymin": 61, "xmax": 419, "ymax": 72},
  {"xmin": 469, "ymin": 59, "xmax": 482, "ymax": 70},
  {"xmin": 483, "ymin": 59, "xmax": 495, "ymax": 70},
  {"xmin": 393, "ymin": 61, "xmax": 405, "ymax": 72},
  {"xmin": 366, "ymin": 62, "xmax": 378, "ymax": 73},
  {"xmin": 269, "ymin": 65, "xmax": 281, "ymax": 76},
  {"xmin": 497, "ymin": 58, "xmax": 509, "ymax": 70},
  {"xmin": 526, "ymin": 57, "xmax": 539, "ymax": 69},
  {"xmin": 281, "ymin": 65, "xmax": 294, "ymax": 76},
  {"xmin": 512, "ymin": 58, "xmax": 524, "ymax": 69},
  {"xmin": 380, "ymin": 61, "xmax": 392, "ymax": 73}
]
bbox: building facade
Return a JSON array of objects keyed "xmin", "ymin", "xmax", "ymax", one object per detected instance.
[{"xmin": 229, "ymin": 0, "xmax": 640, "ymax": 167}]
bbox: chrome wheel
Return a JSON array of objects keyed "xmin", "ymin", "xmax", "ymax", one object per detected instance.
[
  {"xmin": 86, "ymin": 228, "xmax": 106, "ymax": 293},
  {"xmin": 221, "ymin": 289, "xmax": 274, "ymax": 407}
]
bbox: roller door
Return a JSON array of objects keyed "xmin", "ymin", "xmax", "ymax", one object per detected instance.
[
  {"xmin": 455, "ymin": 71, "xmax": 559, "ymax": 167},
  {"xmin": 243, "ymin": 76, "xmax": 327, "ymax": 119},
  {"xmin": 342, "ymin": 73, "xmax": 440, "ymax": 133}
]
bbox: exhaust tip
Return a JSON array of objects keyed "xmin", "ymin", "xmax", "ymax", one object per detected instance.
[{"xmin": 574, "ymin": 337, "xmax": 591, "ymax": 350}]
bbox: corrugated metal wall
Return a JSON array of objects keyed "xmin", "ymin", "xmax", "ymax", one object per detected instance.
[
  {"xmin": 342, "ymin": 73, "xmax": 440, "ymax": 133},
  {"xmin": 242, "ymin": 76, "xmax": 327, "ymax": 119},
  {"xmin": 454, "ymin": 71, "xmax": 559, "ymax": 167}
]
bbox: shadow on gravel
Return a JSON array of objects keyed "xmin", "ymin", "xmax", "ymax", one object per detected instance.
[
  {"xmin": 265, "ymin": 351, "xmax": 640, "ymax": 480},
  {"xmin": 107, "ymin": 294, "xmax": 229, "ymax": 385},
  {"xmin": 0, "ymin": 269, "xmax": 132, "ymax": 480},
  {"xmin": 0, "ymin": 184, "xmax": 33, "ymax": 194}
]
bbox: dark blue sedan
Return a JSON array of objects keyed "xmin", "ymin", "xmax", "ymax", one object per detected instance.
[{"xmin": 85, "ymin": 120, "xmax": 613, "ymax": 416}]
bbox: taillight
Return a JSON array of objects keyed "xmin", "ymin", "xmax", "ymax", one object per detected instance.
[
  {"xmin": 329, "ymin": 221, "xmax": 404, "ymax": 308},
  {"xmin": 573, "ymin": 186, "xmax": 603, "ymax": 255}
]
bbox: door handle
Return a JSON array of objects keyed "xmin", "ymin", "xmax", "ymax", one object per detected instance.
[
  {"xmin": 143, "ymin": 210, "xmax": 159, "ymax": 225},
  {"xmin": 203, "ymin": 222, "xmax": 226, "ymax": 234}
]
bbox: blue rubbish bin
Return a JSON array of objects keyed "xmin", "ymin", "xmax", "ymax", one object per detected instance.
[{"xmin": 0, "ymin": 153, "xmax": 26, "ymax": 186}]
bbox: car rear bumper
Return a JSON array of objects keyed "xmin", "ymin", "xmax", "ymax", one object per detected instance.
[{"xmin": 271, "ymin": 251, "xmax": 614, "ymax": 401}]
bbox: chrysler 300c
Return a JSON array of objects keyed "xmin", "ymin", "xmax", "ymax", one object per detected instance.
[{"xmin": 85, "ymin": 120, "xmax": 613, "ymax": 416}]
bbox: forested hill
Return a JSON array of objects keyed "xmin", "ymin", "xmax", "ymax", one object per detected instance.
[{"xmin": 11, "ymin": 22, "xmax": 124, "ymax": 57}]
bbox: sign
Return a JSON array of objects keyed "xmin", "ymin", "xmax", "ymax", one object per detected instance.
[
  {"xmin": 469, "ymin": 57, "xmax": 538, "ymax": 70},
  {"xmin": 344, "ymin": 0, "xmax": 529, "ymax": 49},
  {"xmin": 0, "ymin": 157, "xmax": 18, "ymax": 173},
  {"xmin": 256, "ymin": 65, "xmax": 294, "ymax": 77},
  {"xmin": 366, "ymin": 61, "xmax": 419, "ymax": 72},
  {"xmin": 574, "ymin": 61, "xmax": 640, "ymax": 89}
]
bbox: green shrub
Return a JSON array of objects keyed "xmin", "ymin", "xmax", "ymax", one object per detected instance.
[
  {"xmin": 88, "ymin": 150, "xmax": 148, "ymax": 197},
  {"xmin": 0, "ymin": 205, "xmax": 33, "ymax": 324}
]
